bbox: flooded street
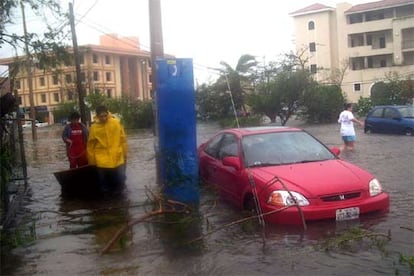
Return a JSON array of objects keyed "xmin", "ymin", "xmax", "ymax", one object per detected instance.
[{"xmin": 1, "ymin": 121, "xmax": 413, "ymax": 275}]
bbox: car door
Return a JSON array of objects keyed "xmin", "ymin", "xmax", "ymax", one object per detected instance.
[
  {"xmin": 200, "ymin": 133, "xmax": 224, "ymax": 185},
  {"xmin": 215, "ymin": 133, "xmax": 243, "ymax": 206},
  {"xmin": 383, "ymin": 107, "xmax": 402, "ymax": 134},
  {"xmin": 367, "ymin": 107, "xmax": 385, "ymax": 132}
]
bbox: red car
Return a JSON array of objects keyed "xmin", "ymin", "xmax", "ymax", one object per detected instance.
[{"xmin": 198, "ymin": 126, "xmax": 389, "ymax": 225}]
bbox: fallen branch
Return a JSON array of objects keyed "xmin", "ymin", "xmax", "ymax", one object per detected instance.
[
  {"xmin": 186, "ymin": 206, "xmax": 292, "ymax": 244},
  {"xmin": 99, "ymin": 199, "xmax": 192, "ymax": 255}
]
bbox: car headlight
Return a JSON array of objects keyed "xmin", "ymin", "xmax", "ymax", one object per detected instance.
[
  {"xmin": 369, "ymin": 178, "xmax": 383, "ymax": 196},
  {"xmin": 267, "ymin": 191, "xmax": 309, "ymax": 207}
]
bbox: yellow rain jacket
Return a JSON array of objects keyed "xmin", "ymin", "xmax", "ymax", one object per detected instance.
[{"xmin": 87, "ymin": 112, "xmax": 127, "ymax": 168}]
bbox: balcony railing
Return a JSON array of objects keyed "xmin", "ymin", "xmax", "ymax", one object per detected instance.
[{"xmin": 402, "ymin": 39, "xmax": 414, "ymax": 50}]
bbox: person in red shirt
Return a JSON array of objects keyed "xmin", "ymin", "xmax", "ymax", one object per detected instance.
[{"xmin": 62, "ymin": 111, "xmax": 89, "ymax": 168}]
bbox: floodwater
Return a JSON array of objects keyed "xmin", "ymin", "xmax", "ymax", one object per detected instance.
[{"xmin": 1, "ymin": 120, "xmax": 413, "ymax": 275}]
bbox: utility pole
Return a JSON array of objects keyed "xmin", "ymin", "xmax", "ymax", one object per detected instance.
[
  {"xmin": 20, "ymin": 1, "xmax": 37, "ymax": 141},
  {"xmin": 149, "ymin": 0, "xmax": 165, "ymax": 182},
  {"xmin": 69, "ymin": 2, "xmax": 87, "ymax": 125},
  {"xmin": 149, "ymin": 0, "xmax": 164, "ymax": 91}
]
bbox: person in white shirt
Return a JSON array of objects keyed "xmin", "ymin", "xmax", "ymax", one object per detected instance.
[{"xmin": 338, "ymin": 103, "xmax": 364, "ymax": 151}]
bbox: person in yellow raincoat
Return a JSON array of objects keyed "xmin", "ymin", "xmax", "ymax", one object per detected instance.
[{"xmin": 87, "ymin": 105, "xmax": 127, "ymax": 193}]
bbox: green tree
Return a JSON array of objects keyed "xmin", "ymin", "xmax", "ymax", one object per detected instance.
[
  {"xmin": 195, "ymin": 82, "xmax": 236, "ymax": 119},
  {"xmin": 371, "ymin": 72, "xmax": 414, "ymax": 106},
  {"xmin": 301, "ymin": 85, "xmax": 344, "ymax": 123},
  {"xmin": 216, "ymin": 54, "xmax": 258, "ymax": 115},
  {"xmin": 52, "ymin": 101, "xmax": 78, "ymax": 124},
  {"xmin": 1, "ymin": 0, "xmax": 70, "ymax": 75},
  {"xmin": 275, "ymin": 69, "xmax": 313, "ymax": 125},
  {"xmin": 248, "ymin": 81, "xmax": 281, "ymax": 123}
]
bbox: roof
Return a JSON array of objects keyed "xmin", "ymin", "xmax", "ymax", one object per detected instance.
[
  {"xmin": 80, "ymin": 44, "xmax": 151, "ymax": 57},
  {"xmin": 345, "ymin": 0, "xmax": 414, "ymax": 14},
  {"xmin": 289, "ymin": 3, "xmax": 334, "ymax": 16},
  {"xmin": 0, "ymin": 45, "xmax": 152, "ymax": 66}
]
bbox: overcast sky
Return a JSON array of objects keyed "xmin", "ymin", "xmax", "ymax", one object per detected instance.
[{"xmin": 2, "ymin": 0, "xmax": 372, "ymax": 83}]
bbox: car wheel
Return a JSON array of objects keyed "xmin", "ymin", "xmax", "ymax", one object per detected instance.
[
  {"xmin": 364, "ymin": 126, "xmax": 372, "ymax": 134},
  {"xmin": 404, "ymin": 128, "xmax": 414, "ymax": 136},
  {"xmin": 244, "ymin": 195, "xmax": 268, "ymax": 226},
  {"xmin": 244, "ymin": 194, "xmax": 258, "ymax": 214}
]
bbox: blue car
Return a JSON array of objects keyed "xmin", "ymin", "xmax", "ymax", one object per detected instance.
[{"xmin": 364, "ymin": 105, "xmax": 414, "ymax": 135}]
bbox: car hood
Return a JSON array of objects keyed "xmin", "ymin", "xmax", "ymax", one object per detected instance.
[{"xmin": 250, "ymin": 159, "xmax": 373, "ymax": 197}]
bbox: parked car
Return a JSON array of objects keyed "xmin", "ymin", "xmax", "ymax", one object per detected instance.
[
  {"xmin": 198, "ymin": 126, "xmax": 389, "ymax": 225},
  {"xmin": 364, "ymin": 105, "xmax": 414, "ymax": 135},
  {"xmin": 22, "ymin": 120, "xmax": 49, "ymax": 128}
]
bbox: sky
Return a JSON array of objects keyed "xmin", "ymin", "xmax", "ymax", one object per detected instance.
[{"xmin": 1, "ymin": 0, "xmax": 372, "ymax": 83}]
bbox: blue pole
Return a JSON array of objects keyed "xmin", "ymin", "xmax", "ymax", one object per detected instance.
[{"xmin": 156, "ymin": 58, "xmax": 199, "ymax": 204}]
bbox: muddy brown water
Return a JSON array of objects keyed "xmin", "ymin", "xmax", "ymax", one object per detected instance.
[{"xmin": 1, "ymin": 121, "xmax": 413, "ymax": 275}]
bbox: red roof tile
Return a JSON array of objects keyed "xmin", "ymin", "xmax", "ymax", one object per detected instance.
[
  {"xmin": 289, "ymin": 3, "xmax": 334, "ymax": 16},
  {"xmin": 345, "ymin": 0, "xmax": 414, "ymax": 14}
]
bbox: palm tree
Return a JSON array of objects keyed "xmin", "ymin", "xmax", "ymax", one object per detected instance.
[{"xmin": 216, "ymin": 54, "xmax": 258, "ymax": 115}]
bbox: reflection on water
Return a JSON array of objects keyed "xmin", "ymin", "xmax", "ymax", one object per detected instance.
[{"xmin": 1, "ymin": 123, "xmax": 413, "ymax": 275}]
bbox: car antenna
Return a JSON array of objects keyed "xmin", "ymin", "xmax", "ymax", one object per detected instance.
[{"xmin": 224, "ymin": 74, "xmax": 240, "ymax": 128}]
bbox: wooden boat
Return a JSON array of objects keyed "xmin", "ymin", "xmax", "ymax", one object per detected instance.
[{"xmin": 53, "ymin": 165, "xmax": 99, "ymax": 197}]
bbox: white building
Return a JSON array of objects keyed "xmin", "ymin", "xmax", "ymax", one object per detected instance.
[{"xmin": 290, "ymin": 0, "xmax": 414, "ymax": 102}]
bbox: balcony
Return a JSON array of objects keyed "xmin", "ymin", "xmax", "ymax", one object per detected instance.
[
  {"xmin": 346, "ymin": 18, "xmax": 393, "ymax": 35},
  {"xmin": 402, "ymin": 39, "xmax": 414, "ymax": 51},
  {"xmin": 347, "ymin": 44, "xmax": 394, "ymax": 57}
]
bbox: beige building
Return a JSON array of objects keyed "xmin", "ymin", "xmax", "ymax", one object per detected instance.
[
  {"xmin": 290, "ymin": 0, "xmax": 414, "ymax": 103},
  {"xmin": 0, "ymin": 34, "xmax": 153, "ymax": 123}
]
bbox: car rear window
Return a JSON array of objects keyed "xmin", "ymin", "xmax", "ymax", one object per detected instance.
[
  {"xmin": 398, "ymin": 106, "xmax": 414, "ymax": 118},
  {"xmin": 370, "ymin": 108, "xmax": 384, "ymax": 118}
]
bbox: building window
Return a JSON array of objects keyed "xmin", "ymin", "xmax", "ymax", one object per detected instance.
[
  {"xmin": 367, "ymin": 57, "xmax": 373, "ymax": 68},
  {"xmin": 106, "ymin": 89, "xmax": 112, "ymax": 98},
  {"xmin": 41, "ymin": 94, "xmax": 47, "ymax": 103},
  {"xmin": 39, "ymin": 77, "xmax": 45, "ymax": 86},
  {"xmin": 93, "ymin": 71, "xmax": 99, "ymax": 81},
  {"xmin": 354, "ymin": 83, "xmax": 361, "ymax": 92},
  {"xmin": 64, "ymin": 59, "xmax": 71, "ymax": 67},
  {"xmin": 15, "ymin": 80, "xmax": 21, "ymax": 89},
  {"xmin": 68, "ymin": 90, "xmax": 74, "ymax": 100},
  {"xmin": 80, "ymin": 72, "xmax": 86, "ymax": 82},
  {"xmin": 308, "ymin": 21, "xmax": 315, "ymax": 30},
  {"xmin": 379, "ymin": 37, "xmax": 386, "ymax": 48},
  {"xmin": 310, "ymin": 64, "xmax": 317, "ymax": 74},
  {"xmin": 65, "ymin": 74, "xmax": 72, "ymax": 83},
  {"xmin": 93, "ymin": 54, "xmax": 98, "ymax": 63},
  {"xmin": 53, "ymin": 75, "xmax": 59, "ymax": 85},
  {"xmin": 349, "ymin": 14, "xmax": 363, "ymax": 24},
  {"xmin": 380, "ymin": 60, "xmax": 386, "ymax": 67},
  {"xmin": 106, "ymin": 72, "xmax": 111, "ymax": 81},
  {"xmin": 105, "ymin": 55, "xmax": 111, "ymax": 65},
  {"xmin": 367, "ymin": 35, "xmax": 372, "ymax": 46},
  {"xmin": 54, "ymin": 92, "xmax": 59, "ymax": 102},
  {"xmin": 309, "ymin": 42, "xmax": 316, "ymax": 52},
  {"xmin": 351, "ymin": 57, "xmax": 364, "ymax": 70}
]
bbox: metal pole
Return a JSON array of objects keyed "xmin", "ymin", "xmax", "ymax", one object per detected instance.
[
  {"xmin": 69, "ymin": 2, "xmax": 88, "ymax": 125},
  {"xmin": 149, "ymin": 0, "xmax": 164, "ymax": 183},
  {"xmin": 20, "ymin": 1, "xmax": 37, "ymax": 141},
  {"xmin": 149, "ymin": 0, "xmax": 164, "ymax": 91}
]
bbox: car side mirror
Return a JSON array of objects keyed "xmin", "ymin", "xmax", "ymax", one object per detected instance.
[
  {"xmin": 222, "ymin": 156, "xmax": 241, "ymax": 170},
  {"xmin": 330, "ymin": 147, "xmax": 341, "ymax": 156}
]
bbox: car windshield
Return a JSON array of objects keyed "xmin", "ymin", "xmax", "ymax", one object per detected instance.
[
  {"xmin": 241, "ymin": 131, "xmax": 335, "ymax": 167},
  {"xmin": 397, "ymin": 106, "xmax": 414, "ymax": 118}
]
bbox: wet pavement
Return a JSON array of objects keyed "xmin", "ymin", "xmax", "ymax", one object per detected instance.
[{"xmin": 1, "ymin": 120, "xmax": 413, "ymax": 275}]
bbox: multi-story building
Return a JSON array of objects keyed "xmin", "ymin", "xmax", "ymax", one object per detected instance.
[
  {"xmin": 0, "ymin": 34, "xmax": 153, "ymax": 123},
  {"xmin": 290, "ymin": 0, "xmax": 414, "ymax": 102}
]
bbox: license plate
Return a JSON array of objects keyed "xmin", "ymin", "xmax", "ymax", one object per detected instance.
[{"xmin": 336, "ymin": 207, "xmax": 360, "ymax": 221}]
